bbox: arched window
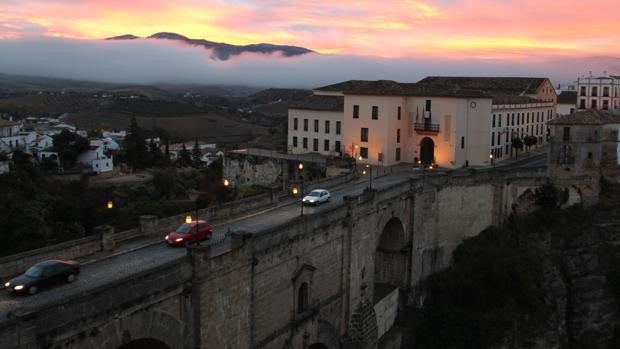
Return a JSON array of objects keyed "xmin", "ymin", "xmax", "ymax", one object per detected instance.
[{"xmin": 298, "ymin": 282, "xmax": 308, "ymax": 314}]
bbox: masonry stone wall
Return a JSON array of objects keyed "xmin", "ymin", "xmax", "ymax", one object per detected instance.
[
  {"xmin": 3, "ymin": 257, "xmax": 192, "ymax": 349},
  {"xmin": 224, "ymin": 156, "xmax": 283, "ymax": 187}
]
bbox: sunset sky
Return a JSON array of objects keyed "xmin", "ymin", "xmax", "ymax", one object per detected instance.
[{"xmin": 1, "ymin": 0, "xmax": 618, "ymax": 60}]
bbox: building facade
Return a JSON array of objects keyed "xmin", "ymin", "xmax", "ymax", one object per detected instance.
[
  {"xmin": 576, "ymin": 74, "xmax": 620, "ymax": 111},
  {"xmin": 288, "ymin": 77, "xmax": 557, "ymax": 168}
]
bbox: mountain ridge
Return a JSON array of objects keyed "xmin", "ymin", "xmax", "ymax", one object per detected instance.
[{"xmin": 106, "ymin": 32, "xmax": 314, "ymax": 60}]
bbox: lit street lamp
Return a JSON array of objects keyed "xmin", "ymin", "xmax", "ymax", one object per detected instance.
[{"xmin": 297, "ymin": 163, "xmax": 304, "ymax": 216}]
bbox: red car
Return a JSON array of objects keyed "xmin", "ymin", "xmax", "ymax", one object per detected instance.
[{"xmin": 165, "ymin": 220, "xmax": 213, "ymax": 246}]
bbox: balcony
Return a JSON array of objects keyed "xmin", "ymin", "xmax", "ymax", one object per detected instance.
[{"xmin": 414, "ymin": 122, "xmax": 440, "ymax": 134}]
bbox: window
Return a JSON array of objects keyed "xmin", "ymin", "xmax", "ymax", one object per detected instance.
[
  {"xmin": 297, "ymin": 282, "xmax": 308, "ymax": 314},
  {"xmin": 395, "ymin": 148, "xmax": 401, "ymax": 162},
  {"xmin": 521, "ymin": 114, "xmax": 524, "ymax": 124},
  {"xmin": 592, "ymin": 99, "xmax": 597, "ymax": 109},
  {"xmin": 592, "ymin": 86, "xmax": 598, "ymax": 96},
  {"xmin": 335, "ymin": 141, "xmax": 341, "ymax": 154},
  {"xmin": 516, "ymin": 113, "xmax": 520, "ymax": 126},
  {"xmin": 397, "ymin": 106, "xmax": 401, "ymax": 120},
  {"xmin": 314, "ymin": 120, "xmax": 319, "ymax": 132},
  {"xmin": 498, "ymin": 114, "xmax": 502, "ymax": 127},
  {"xmin": 360, "ymin": 147, "xmax": 368, "ymax": 159},
  {"xmin": 303, "ymin": 119, "xmax": 308, "ymax": 131},
  {"xmin": 512, "ymin": 114, "xmax": 515, "ymax": 125},
  {"xmin": 580, "ymin": 99, "xmax": 586, "ymax": 109},
  {"xmin": 425, "ymin": 99, "xmax": 431, "ymax": 111},
  {"xmin": 361, "ymin": 128, "xmax": 369, "ymax": 142},
  {"xmin": 353, "ymin": 105, "xmax": 359, "ymax": 118},
  {"xmin": 324, "ymin": 139, "xmax": 330, "ymax": 151},
  {"xmin": 492, "ymin": 114, "xmax": 496, "ymax": 127},
  {"xmin": 325, "ymin": 120, "xmax": 330, "ymax": 133},
  {"xmin": 497, "ymin": 132, "xmax": 501, "ymax": 145},
  {"xmin": 303, "ymin": 137, "xmax": 308, "ymax": 149},
  {"xmin": 292, "ymin": 136, "xmax": 298, "ymax": 147},
  {"xmin": 372, "ymin": 106, "xmax": 379, "ymax": 119},
  {"xmin": 313, "ymin": 138, "xmax": 318, "ymax": 151},
  {"xmin": 507, "ymin": 115, "xmax": 510, "ymax": 126},
  {"xmin": 397, "ymin": 129, "xmax": 401, "ymax": 143},
  {"xmin": 526, "ymin": 113, "xmax": 529, "ymax": 124},
  {"xmin": 580, "ymin": 86, "xmax": 586, "ymax": 96},
  {"xmin": 336, "ymin": 121, "xmax": 341, "ymax": 135},
  {"xmin": 604, "ymin": 86, "xmax": 610, "ymax": 97},
  {"xmin": 293, "ymin": 118, "xmax": 298, "ymax": 130},
  {"xmin": 461, "ymin": 136, "xmax": 465, "ymax": 149},
  {"xmin": 603, "ymin": 100, "xmax": 609, "ymax": 110},
  {"xmin": 491, "ymin": 132, "xmax": 495, "ymax": 146},
  {"xmin": 563, "ymin": 127, "xmax": 570, "ymax": 141}
]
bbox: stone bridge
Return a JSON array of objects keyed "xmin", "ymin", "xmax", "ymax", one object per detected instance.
[{"xmin": 0, "ymin": 168, "xmax": 551, "ymax": 349}]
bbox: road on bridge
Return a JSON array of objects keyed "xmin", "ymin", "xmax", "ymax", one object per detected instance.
[{"xmin": 0, "ymin": 150, "xmax": 547, "ymax": 320}]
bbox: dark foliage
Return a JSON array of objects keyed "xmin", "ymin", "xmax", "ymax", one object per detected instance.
[{"xmin": 52, "ymin": 129, "xmax": 90, "ymax": 169}]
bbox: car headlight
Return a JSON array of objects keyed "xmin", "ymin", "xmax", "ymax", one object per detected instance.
[
  {"xmin": 4, "ymin": 282, "xmax": 9, "ymax": 287},
  {"xmin": 165, "ymin": 235, "xmax": 169, "ymax": 240},
  {"xmin": 175, "ymin": 238, "xmax": 184, "ymax": 242},
  {"xmin": 13, "ymin": 285, "xmax": 24, "ymax": 291}
]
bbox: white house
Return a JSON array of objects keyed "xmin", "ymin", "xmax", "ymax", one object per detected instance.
[
  {"xmin": 0, "ymin": 119, "xmax": 24, "ymax": 150},
  {"xmin": 557, "ymin": 91, "xmax": 577, "ymax": 116},
  {"xmin": 76, "ymin": 140, "xmax": 113, "ymax": 174},
  {"xmin": 576, "ymin": 73, "xmax": 620, "ymax": 111}
]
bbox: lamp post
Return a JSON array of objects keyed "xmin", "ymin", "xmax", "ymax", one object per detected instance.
[
  {"xmin": 365, "ymin": 164, "xmax": 372, "ymax": 189},
  {"xmin": 490, "ymin": 153, "xmax": 494, "ymax": 168},
  {"xmin": 298, "ymin": 162, "xmax": 304, "ymax": 216}
]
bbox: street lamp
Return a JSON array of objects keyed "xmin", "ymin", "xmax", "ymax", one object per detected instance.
[
  {"xmin": 490, "ymin": 153, "xmax": 494, "ymax": 167},
  {"xmin": 107, "ymin": 201, "xmax": 113, "ymax": 209},
  {"xmin": 365, "ymin": 164, "xmax": 372, "ymax": 189},
  {"xmin": 297, "ymin": 163, "xmax": 304, "ymax": 216},
  {"xmin": 223, "ymin": 178, "xmax": 230, "ymax": 187},
  {"xmin": 185, "ymin": 215, "xmax": 192, "ymax": 224}
]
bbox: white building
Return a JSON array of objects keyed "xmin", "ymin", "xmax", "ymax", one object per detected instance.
[
  {"xmin": 576, "ymin": 73, "xmax": 620, "ymax": 111},
  {"xmin": 288, "ymin": 77, "xmax": 557, "ymax": 168},
  {"xmin": 0, "ymin": 119, "xmax": 24, "ymax": 150},
  {"xmin": 76, "ymin": 140, "xmax": 113, "ymax": 174}
]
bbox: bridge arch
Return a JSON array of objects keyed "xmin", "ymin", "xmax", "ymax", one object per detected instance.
[
  {"xmin": 117, "ymin": 338, "xmax": 170, "ymax": 349},
  {"xmin": 81, "ymin": 310, "xmax": 188, "ymax": 349},
  {"xmin": 375, "ymin": 217, "xmax": 409, "ymax": 288}
]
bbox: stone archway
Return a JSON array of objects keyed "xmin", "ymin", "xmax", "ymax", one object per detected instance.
[
  {"xmin": 375, "ymin": 217, "xmax": 408, "ymax": 289},
  {"xmin": 117, "ymin": 338, "xmax": 170, "ymax": 349},
  {"xmin": 420, "ymin": 137, "xmax": 434, "ymax": 165},
  {"xmin": 81, "ymin": 310, "xmax": 188, "ymax": 349}
]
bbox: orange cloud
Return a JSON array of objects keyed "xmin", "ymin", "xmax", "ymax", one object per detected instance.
[{"xmin": 0, "ymin": 0, "xmax": 618, "ymax": 60}]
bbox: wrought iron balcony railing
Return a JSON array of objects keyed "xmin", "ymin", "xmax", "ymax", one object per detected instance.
[{"xmin": 414, "ymin": 122, "xmax": 440, "ymax": 133}]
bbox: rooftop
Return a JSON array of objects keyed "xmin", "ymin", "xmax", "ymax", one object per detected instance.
[
  {"xmin": 314, "ymin": 80, "xmax": 491, "ymax": 98},
  {"xmin": 492, "ymin": 94, "xmax": 543, "ymax": 105},
  {"xmin": 557, "ymin": 90, "xmax": 577, "ymax": 104},
  {"xmin": 418, "ymin": 76, "xmax": 550, "ymax": 96},
  {"xmin": 289, "ymin": 95, "xmax": 344, "ymax": 112},
  {"xmin": 551, "ymin": 109, "xmax": 620, "ymax": 125},
  {"xmin": 0, "ymin": 119, "xmax": 18, "ymax": 127}
]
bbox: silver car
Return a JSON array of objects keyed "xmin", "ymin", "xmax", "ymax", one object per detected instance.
[{"xmin": 302, "ymin": 189, "xmax": 331, "ymax": 205}]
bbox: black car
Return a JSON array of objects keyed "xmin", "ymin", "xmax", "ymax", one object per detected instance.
[{"xmin": 4, "ymin": 260, "xmax": 80, "ymax": 295}]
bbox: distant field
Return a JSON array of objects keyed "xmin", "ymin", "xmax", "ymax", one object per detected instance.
[{"xmin": 67, "ymin": 111, "xmax": 268, "ymax": 143}]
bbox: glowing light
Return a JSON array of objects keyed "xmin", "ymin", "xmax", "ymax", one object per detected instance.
[
  {"xmin": 185, "ymin": 215, "xmax": 192, "ymax": 223},
  {"xmin": 292, "ymin": 187, "xmax": 299, "ymax": 195},
  {"xmin": 223, "ymin": 178, "xmax": 230, "ymax": 187},
  {"xmin": 298, "ymin": 163, "xmax": 304, "ymax": 170},
  {"xmin": 107, "ymin": 201, "xmax": 113, "ymax": 209}
]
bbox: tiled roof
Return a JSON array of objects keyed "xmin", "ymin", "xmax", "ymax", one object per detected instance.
[
  {"xmin": 0, "ymin": 119, "xmax": 18, "ymax": 127},
  {"xmin": 550, "ymin": 109, "xmax": 620, "ymax": 125},
  {"xmin": 418, "ymin": 76, "xmax": 549, "ymax": 95},
  {"xmin": 557, "ymin": 91, "xmax": 577, "ymax": 104},
  {"xmin": 314, "ymin": 80, "xmax": 491, "ymax": 98},
  {"xmin": 289, "ymin": 95, "xmax": 344, "ymax": 112}
]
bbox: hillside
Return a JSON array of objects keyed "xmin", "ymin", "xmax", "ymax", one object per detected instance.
[
  {"xmin": 106, "ymin": 32, "xmax": 314, "ymax": 60},
  {"xmin": 404, "ymin": 184, "xmax": 620, "ymax": 349}
]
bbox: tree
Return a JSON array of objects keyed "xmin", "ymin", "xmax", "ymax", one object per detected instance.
[
  {"xmin": 152, "ymin": 168, "xmax": 177, "ymax": 199},
  {"xmin": 191, "ymin": 140, "xmax": 202, "ymax": 168},
  {"xmin": 523, "ymin": 135, "xmax": 537, "ymax": 152},
  {"xmin": 511, "ymin": 138, "xmax": 524, "ymax": 158},
  {"xmin": 176, "ymin": 144, "xmax": 192, "ymax": 168},
  {"xmin": 123, "ymin": 117, "xmax": 149, "ymax": 169},
  {"xmin": 52, "ymin": 130, "xmax": 90, "ymax": 169},
  {"xmin": 148, "ymin": 138, "xmax": 164, "ymax": 168}
]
